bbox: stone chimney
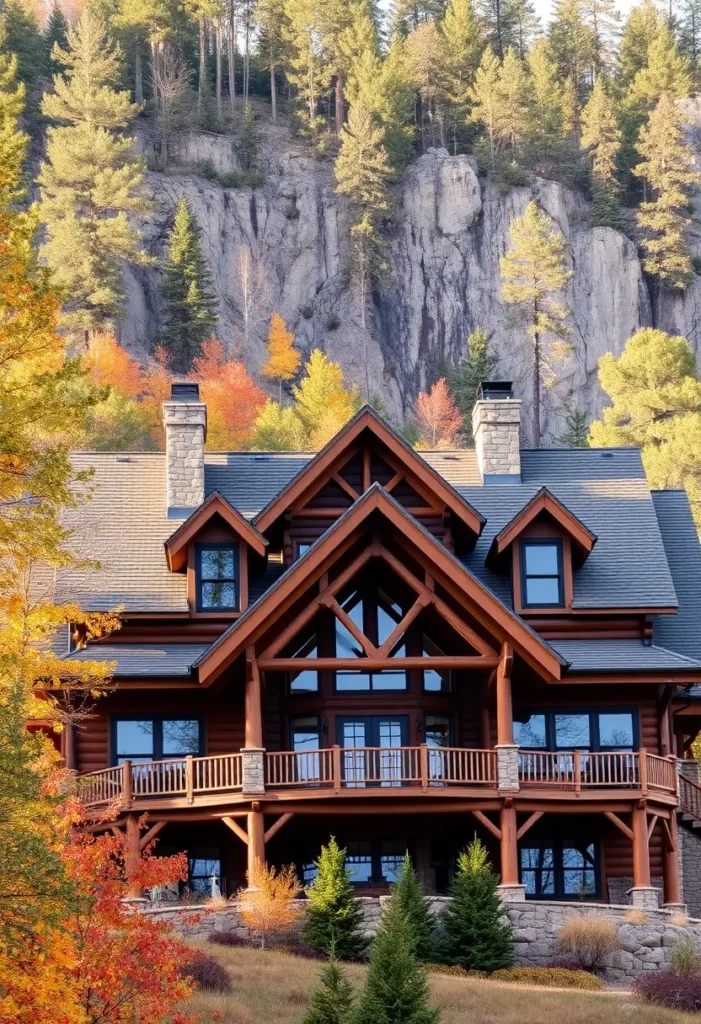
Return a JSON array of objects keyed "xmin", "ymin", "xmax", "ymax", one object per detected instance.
[
  {"xmin": 163, "ymin": 381, "xmax": 207, "ymax": 517},
  {"xmin": 471, "ymin": 381, "xmax": 521, "ymax": 485}
]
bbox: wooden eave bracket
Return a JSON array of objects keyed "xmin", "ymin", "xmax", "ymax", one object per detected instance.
[
  {"xmin": 165, "ymin": 491, "xmax": 267, "ymax": 571},
  {"xmin": 488, "ymin": 487, "xmax": 597, "ymax": 567}
]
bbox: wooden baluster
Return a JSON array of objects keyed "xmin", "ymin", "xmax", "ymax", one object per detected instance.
[
  {"xmin": 574, "ymin": 749, "xmax": 582, "ymax": 793},
  {"xmin": 186, "ymin": 755, "xmax": 194, "ymax": 804},
  {"xmin": 639, "ymin": 749, "xmax": 648, "ymax": 797},
  {"xmin": 420, "ymin": 744, "xmax": 428, "ymax": 791},
  {"xmin": 122, "ymin": 760, "xmax": 133, "ymax": 810},
  {"xmin": 333, "ymin": 744, "xmax": 342, "ymax": 793}
]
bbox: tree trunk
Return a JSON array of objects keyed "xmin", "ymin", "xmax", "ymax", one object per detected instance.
[
  {"xmin": 215, "ymin": 19, "xmax": 223, "ymax": 120},
  {"xmin": 135, "ymin": 35, "xmax": 144, "ymax": 104},
  {"xmin": 533, "ymin": 325, "xmax": 541, "ymax": 448},
  {"xmin": 228, "ymin": 0, "xmax": 236, "ymax": 116},
  {"xmin": 270, "ymin": 43, "xmax": 277, "ymax": 124},
  {"xmin": 198, "ymin": 18, "xmax": 206, "ymax": 116},
  {"xmin": 243, "ymin": 4, "xmax": 250, "ymax": 103},
  {"xmin": 150, "ymin": 39, "xmax": 160, "ymax": 108},
  {"xmin": 335, "ymin": 74, "xmax": 344, "ymax": 133}
]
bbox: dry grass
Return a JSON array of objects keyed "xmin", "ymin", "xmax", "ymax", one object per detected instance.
[
  {"xmin": 183, "ymin": 941, "xmax": 701, "ymax": 1024},
  {"xmin": 624, "ymin": 910, "xmax": 648, "ymax": 923}
]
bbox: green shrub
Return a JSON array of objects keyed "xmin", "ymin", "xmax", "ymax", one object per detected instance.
[
  {"xmin": 303, "ymin": 947, "xmax": 355, "ymax": 1024},
  {"xmin": 669, "ymin": 934, "xmax": 701, "ymax": 975},
  {"xmin": 439, "ymin": 837, "xmax": 514, "ymax": 973},
  {"xmin": 303, "ymin": 837, "xmax": 367, "ymax": 959},
  {"xmin": 393, "ymin": 852, "xmax": 434, "ymax": 962},
  {"xmin": 197, "ymin": 158, "xmax": 218, "ymax": 180},
  {"xmin": 490, "ymin": 966, "xmax": 603, "ymax": 990},
  {"xmin": 218, "ymin": 169, "xmax": 265, "ymax": 189}
]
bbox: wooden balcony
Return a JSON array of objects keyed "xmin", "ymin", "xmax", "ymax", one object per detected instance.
[{"xmin": 78, "ymin": 747, "xmax": 678, "ymax": 812}]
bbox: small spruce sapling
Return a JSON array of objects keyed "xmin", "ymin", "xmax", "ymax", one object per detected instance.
[
  {"xmin": 303, "ymin": 837, "xmax": 367, "ymax": 958},
  {"xmin": 393, "ymin": 852, "xmax": 434, "ymax": 962},
  {"xmin": 303, "ymin": 942, "xmax": 356, "ymax": 1024}
]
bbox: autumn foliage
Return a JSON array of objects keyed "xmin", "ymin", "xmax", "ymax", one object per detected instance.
[
  {"xmin": 413, "ymin": 378, "xmax": 463, "ymax": 448},
  {"xmin": 193, "ymin": 339, "xmax": 267, "ymax": 449},
  {"xmin": 262, "ymin": 313, "xmax": 301, "ymax": 398},
  {"xmin": 237, "ymin": 859, "xmax": 302, "ymax": 949}
]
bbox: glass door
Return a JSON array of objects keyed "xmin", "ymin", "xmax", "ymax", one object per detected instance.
[{"xmin": 337, "ymin": 716, "xmax": 409, "ymax": 787}]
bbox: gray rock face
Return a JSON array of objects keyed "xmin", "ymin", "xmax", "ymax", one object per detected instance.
[{"xmin": 120, "ymin": 130, "xmax": 700, "ymax": 442}]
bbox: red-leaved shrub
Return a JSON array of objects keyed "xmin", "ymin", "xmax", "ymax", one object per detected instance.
[{"xmin": 635, "ymin": 969, "xmax": 701, "ymax": 1011}]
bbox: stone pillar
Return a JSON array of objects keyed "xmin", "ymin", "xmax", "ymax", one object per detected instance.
[
  {"xmin": 497, "ymin": 804, "xmax": 525, "ymax": 902},
  {"xmin": 163, "ymin": 382, "xmax": 207, "ymax": 517},
  {"xmin": 496, "ymin": 745, "xmax": 520, "ymax": 791},
  {"xmin": 241, "ymin": 748, "xmax": 265, "ymax": 796},
  {"xmin": 471, "ymin": 390, "xmax": 521, "ymax": 485}
]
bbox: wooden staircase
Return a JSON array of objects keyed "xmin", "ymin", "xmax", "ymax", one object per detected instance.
[{"xmin": 679, "ymin": 772, "xmax": 701, "ymax": 831}]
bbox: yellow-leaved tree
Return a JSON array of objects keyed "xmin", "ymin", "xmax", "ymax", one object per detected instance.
[
  {"xmin": 262, "ymin": 312, "xmax": 301, "ymax": 400},
  {"xmin": 238, "ymin": 860, "xmax": 302, "ymax": 948}
]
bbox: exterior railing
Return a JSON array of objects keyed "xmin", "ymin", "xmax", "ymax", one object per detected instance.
[
  {"xmin": 679, "ymin": 774, "xmax": 701, "ymax": 820},
  {"xmin": 79, "ymin": 753, "xmax": 243, "ymax": 807},
  {"xmin": 519, "ymin": 750, "xmax": 677, "ymax": 794},
  {"xmin": 264, "ymin": 745, "xmax": 498, "ymax": 790}
]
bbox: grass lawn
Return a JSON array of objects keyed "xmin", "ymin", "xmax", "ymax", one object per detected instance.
[{"xmin": 184, "ymin": 941, "xmax": 700, "ymax": 1024}]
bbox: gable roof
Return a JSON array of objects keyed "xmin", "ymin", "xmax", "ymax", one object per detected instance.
[
  {"xmin": 164, "ymin": 491, "xmax": 267, "ymax": 571},
  {"xmin": 489, "ymin": 486, "xmax": 597, "ymax": 565},
  {"xmin": 251, "ymin": 406, "xmax": 486, "ymax": 536},
  {"xmin": 195, "ymin": 483, "xmax": 564, "ymax": 686}
]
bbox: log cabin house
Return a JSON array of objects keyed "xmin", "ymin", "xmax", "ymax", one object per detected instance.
[{"xmin": 54, "ymin": 381, "xmax": 701, "ymax": 909}]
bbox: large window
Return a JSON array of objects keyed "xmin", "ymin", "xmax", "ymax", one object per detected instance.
[
  {"xmin": 334, "ymin": 588, "xmax": 408, "ymax": 692},
  {"xmin": 188, "ymin": 848, "xmax": 222, "ymax": 895},
  {"xmin": 513, "ymin": 709, "xmax": 636, "ymax": 752},
  {"xmin": 288, "ymin": 633, "xmax": 319, "ymax": 693},
  {"xmin": 290, "ymin": 715, "xmax": 321, "ymax": 782},
  {"xmin": 520, "ymin": 840, "xmax": 599, "ymax": 899},
  {"xmin": 113, "ymin": 717, "xmax": 201, "ymax": 765},
  {"xmin": 520, "ymin": 540, "xmax": 564, "ymax": 607},
  {"xmin": 196, "ymin": 544, "xmax": 238, "ymax": 611}
]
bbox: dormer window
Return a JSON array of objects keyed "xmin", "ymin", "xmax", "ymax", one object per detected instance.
[
  {"xmin": 196, "ymin": 544, "xmax": 239, "ymax": 611},
  {"xmin": 520, "ymin": 540, "xmax": 564, "ymax": 608}
]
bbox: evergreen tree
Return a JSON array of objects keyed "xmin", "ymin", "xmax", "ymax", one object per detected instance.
[
  {"xmin": 633, "ymin": 92, "xmax": 701, "ymax": 290},
  {"xmin": 38, "ymin": 12, "xmax": 149, "ymax": 339},
  {"xmin": 404, "ymin": 21, "xmax": 445, "ymax": 151},
  {"xmin": 616, "ymin": 0, "xmax": 661, "ymax": 92},
  {"xmin": 549, "ymin": 0, "xmax": 596, "ymax": 107},
  {"xmin": 335, "ymin": 99, "xmax": 392, "ymax": 397},
  {"xmin": 354, "ymin": 894, "xmax": 440, "ymax": 1024},
  {"xmin": 469, "ymin": 46, "xmax": 501, "ymax": 168},
  {"xmin": 440, "ymin": 837, "xmax": 514, "ymax": 973},
  {"xmin": 448, "ymin": 327, "xmax": 500, "ymax": 439},
  {"xmin": 581, "ymin": 77, "xmax": 621, "ymax": 225},
  {"xmin": 479, "ymin": 0, "xmax": 517, "ymax": 58},
  {"xmin": 0, "ymin": 25, "xmax": 27, "ymax": 210},
  {"xmin": 303, "ymin": 946, "xmax": 356, "ymax": 1024},
  {"xmin": 393, "ymin": 852, "xmax": 434, "ymax": 962},
  {"xmin": 526, "ymin": 38, "xmax": 564, "ymax": 167},
  {"xmin": 303, "ymin": 837, "xmax": 368, "ymax": 958},
  {"xmin": 159, "ymin": 195, "xmax": 219, "ymax": 372},
  {"xmin": 557, "ymin": 407, "xmax": 590, "ymax": 446},
  {"xmin": 257, "ymin": 0, "xmax": 290, "ymax": 124},
  {"xmin": 508, "ymin": 0, "xmax": 540, "ymax": 58},
  {"xmin": 2, "ymin": 0, "xmax": 45, "ymax": 94},
  {"xmin": 241, "ymin": 101, "xmax": 260, "ymax": 170},
  {"xmin": 581, "ymin": 0, "xmax": 620, "ymax": 78},
  {"xmin": 44, "ymin": 4, "xmax": 69, "ymax": 75},
  {"xmin": 495, "ymin": 46, "xmax": 531, "ymax": 160},
  {"xmin": 439, "ymin": 0, "xmax": 483, "ymax": 155},
  {"xmin": 500, "ymin": 201, "xmax": 573, "ymax": 447},
  {"xmin": 679, "ymin": 0, "xmax": 701, "ymax": 83},
  {"xmin": 284, "ymin": 0, "xmax": 331, "ymax": 134}
]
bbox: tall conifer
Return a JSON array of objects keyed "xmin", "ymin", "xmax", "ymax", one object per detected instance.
[
  {"xmin": 581, "ymin": 77, "xmax": 621, "ymax": 225},
  {"xmin": 303, "ymin": 837, "xmax": 367, "ymax": 959}
]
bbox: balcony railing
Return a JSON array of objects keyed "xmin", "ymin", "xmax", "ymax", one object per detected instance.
[
  {"xmin": 679, "ymin": 774, "xmax": 701, "ymax": 820},
  {"xmin": 264, "ymin": 746, "xmax": 498, "ymax": 790},
  {"xmin": 518, "ymin": 750, "xmax": 677, "ymax": 795},
  {"xmin": 78, "ymin": 753, "xmax": 243, "ymax": 808}
]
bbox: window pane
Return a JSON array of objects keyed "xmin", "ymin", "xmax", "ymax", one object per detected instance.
[
  {"xmin": 381, "ymin": 842, "xmax": 407, "ymax": 883},
  {"xmin": 292, "ymin": 717, "xmax": 320, "ymax": 751},
  {"xmin": 117, "ymin": 720, "xmax": 153, "ymax": 757},
  {"xmin": 555, "ymin": 714, "xmax": 590, "ymax": 749},
  {"xmin": 346, "ymin": 856, "xmax": 373, "ymax": 883},
  {"xmin": 290, "ymin": 669, "xmax": 318, "ymax": 693},
  {"xmin": 200, "ymin": 549, "xmax": 235, "ymax": 580},
  {"xmin": 163, "ymin": 720, "xmax": 199, "ymax": 755},
  {"xmin": 372, "ymin": 671, "xmax": 407, "ymax": 691},
  {"xmin": 514, "ymin": 715, "xmax": 547, "ymax": 748},
  {"xmin": 520, "ymin": 847, "xmax": 555, "ymax": 895},
  {"xmin": 201, "ymin": 581, "xmax": 236, "ymax": 608},
  {"xmin": 425, "ymin": 715, "xmax": 452, "ymax": 748},
  {"xmin": 525, "ymin": 576, "xmax": 560, "ymax": 605},
  {"xmin": 297, "ymin": 542, "xmax": 311, "ymax": 558},
  {"xmin": 378, "ymin": 603, "xmax": 401, "ymax": 645},
  {"xmin": 599, "ymin": 713, "xmax": 634, "ymax": 749},
  {"xmin": 336, "ymin": 671, "xmax": 371, "ymax": 691},
  {"xmin": 302, "ymin": 862, "xmax": 318, "ymax": 885},
  {"xmin": 524, "ymin": 544, "xmax": 559, "ymax": 575},
  {"xmin": 335, "ymin": 619, "xmax": 363, "ymax": 658}
]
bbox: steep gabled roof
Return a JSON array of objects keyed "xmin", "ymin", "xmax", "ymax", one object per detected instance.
[
  {"xmin": 196, "ymin": 483, "xmax": 564, "ymax": 686},
  {"xmin": 164, "ymin": 491, "xmax": 267, "ymax": 571},
  {"xmin": 251, "ymin": 406, "xmax": 485, "ymax": 537},
  {"xmin": 489, "ymin": 486, "xmax": 597, "ymax": 566}
]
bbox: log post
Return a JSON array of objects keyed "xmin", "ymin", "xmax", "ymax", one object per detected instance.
[
  {"xmin": 124, "ymin": 813, "xmax": 144, "ymax": 900},
  {"xmin": 497, "ymin": 803, "xmax": 525, "ymax": 902},
  {"xmin": 629, "ymin": 805, "xmax": 658, "ymax": 909},
  {"xmin": 245, "ymin": 647, "xmax": 263, "ymax": 748}
]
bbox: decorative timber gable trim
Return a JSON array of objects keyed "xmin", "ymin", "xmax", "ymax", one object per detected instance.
[
  {"xmin": 252, "ymin": 406, "xmax": 485, "ymax": 542},
  {"xmin": 164, "ymin": 491, "xmax": 268, "ymax": 572},
  {"xmin": 489, "ymin": 487, "xmax": 597, "ymax": 568},
  {"xmin": 195, "ymin": 483, "xmax": 564, "ymax": 687}
]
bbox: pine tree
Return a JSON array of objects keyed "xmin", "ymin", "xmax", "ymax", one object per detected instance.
[
  {"xmin": 0, "ymin": 25, "xmax": 27, "ymax": 210},
  {"xmin": 303, "ymin": 837, "xmax": 368, "ymax": 959},
  {"xmin": 557, "ymin": 407, "xmax": 590, "ymax": 446},
  {"xmin": 2, "ymin": 0, "xmax": 45, "ymax": 95},
  {"xmin": 262, "ymin": 312, "xmax": 301, "ymax": 399},
  {"xmin": 548, "ymin": 0, "xmax": 596, "ymax": 132},
  {"xmin": 439, "ymin": 0, "xmax": 483, "ymax": 155},
  {"xmin": 468, "ymin": 46, "xmax": 502, "ymax": 168},
  {"xmin": 240, "ymin": 101, "xmax": 260, "ymax": 170},
  {"xmin": 404, "ymin": 21, "xmax": 445, "ymax": 151},
  {"xmin": 679, "ymin": 0, "xmax": 701, "ymax": 83},
  {"xmin": 616, "ymin": 0, "xmax": 661, "ymax": 92},
  {"xmin": 581, "ymin": 0, "xmax": 620, "ymax": 78},
  {"xmin": 257, "ymin": 0, "xmax": 289, "ymax": 124},
  {"xmin": 440, "ymin": 837, "xmax": 514, "ymax": 973},
  {"xmin": 159, "ymin": 196, "xmax": 219, "ymax": 372},
  {"xmin": 44, "ymin": 4, "xmax": 69, "ymax": 75},
  {"xmin": 303, "ymin": 946, "xmax": 356, "ymax": 1024},
  {"xmin": 284, "ymin": 0, "xmax": 331, "ymax": 134},
  {"xmin": 479, "ymin": 0, "xmax": 517, "ymax": 58},
  {"xmin": 354, "ymin": 895, "xmax": 440, "ymax": 1024},
  {"xmin": 448, "ymin": 327, "xmax": 500, "ymax": 439},
  {"xmin": 500, "ymin": 201, "xmax": 573, "ymax": 447},
  {"xmin": 38, "ymin": 12, "xmax": 149, "ymax": 339},
  {"xmin": 496, "ymin": 46, "xmax": 531, "ymax": 160},
  {"xmin": 393, "ymin": 852, "xmax": 434, "ymax": 962},
  {"xmin": 526, "ymin": 38, "xmax": 564, "ymax": 166},
  {"xmin": 628, "ymin": 22, "xmax": 692, "ymax": 108},
  {"xmin": 335, "ymin": 99, "xmax": 392, "ymax": 398},
  {"xmin": 634, "ymin": 92, "xmax": 701, "ymax": 290},
  {"xmin": 581, "ymin": 77, "xmax": 621, "ymax": 225}
]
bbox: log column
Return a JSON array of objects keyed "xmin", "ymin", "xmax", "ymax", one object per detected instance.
[
  {"xmin": 495, "ymin": 643, "xmax": 519, "ymax": 792},
  {"xmin": 247, "ymin": 804, "xmax": 265, "ymax": 881},
  {"xmin": 124, "ymin": 813, "xmax": 145, "ymax": 901},
  {"xmin": 629, "ymin": 806, "xmax": 658, "ymax": 909},
  {"xmin": 497, "ymin": 803, "xmax": 525, "ymax": 902}
]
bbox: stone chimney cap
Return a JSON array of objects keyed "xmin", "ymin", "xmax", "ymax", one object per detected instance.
[
  {"xmin": 477, "ymin": 381, "xmax": 514, "ymax": 401},
  {"xmin": 170, "ymin": 380, "xmax": 201, "ymax": 402}
]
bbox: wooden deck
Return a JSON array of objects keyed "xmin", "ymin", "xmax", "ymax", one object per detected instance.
[{"xmin": 77, "ymin": 747, "xmax": 679, "ymax": 812}]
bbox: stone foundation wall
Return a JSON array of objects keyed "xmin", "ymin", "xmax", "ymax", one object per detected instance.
[
  {"xmin": 680, "ymin": 824, "xmax": 701, "ymax": 918},
  {"xmin": 145, "ymin": 896, "xmax": 701, "ymax": 981},
  {"xmin": 607, "ymin": 876, "xmax": 663, "ymax": 906}
]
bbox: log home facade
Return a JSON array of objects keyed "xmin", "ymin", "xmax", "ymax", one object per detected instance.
[{"xmin": 55, "ymin": 382, "xmax": 701, "ymax": 909}]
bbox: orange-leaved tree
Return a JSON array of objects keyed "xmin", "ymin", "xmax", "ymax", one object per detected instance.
[
  {"xmin": 262, "ymin": 313, "xmax": 301, "ymax": 401},
  {"xmin": 237, "ymin": 860, "xmax": 302, "ymax": 949},
  {"xmin": 413, "ymin": 378, "xmax": 463, "ymax": 449},
  {"xmin": 193, "ymin": 339, "xmax": 267, "ymax": 449}
]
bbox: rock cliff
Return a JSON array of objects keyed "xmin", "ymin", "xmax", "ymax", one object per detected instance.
[{"xmin": 121, "ymin": 118, "xmax": 701, "ymax": 442}]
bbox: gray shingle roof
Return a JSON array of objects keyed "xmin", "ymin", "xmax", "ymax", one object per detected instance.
[
  {"xmin": 66, "ymin": 644, "xmax": 208, "ymax": 677},
  {"xmin": 551, "ymin": 638, "xmax": 701, "ymax": 672}
]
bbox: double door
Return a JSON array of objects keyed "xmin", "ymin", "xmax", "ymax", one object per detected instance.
[{"xmin": 337, "ymin": 716, "xmax": 409, "ymax": 787}]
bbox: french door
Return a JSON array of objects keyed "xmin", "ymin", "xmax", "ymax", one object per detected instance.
[{"xmin": 336, "ymin": 716, "xmax": 409, "ymax": 787}]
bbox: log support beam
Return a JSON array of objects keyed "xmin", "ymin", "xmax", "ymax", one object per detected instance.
[
  {"xmin": 247, "ymin": 805, "xmax": 265, "ymax": 881},
  {"xmin": 125, "ymin": 812, "xmax": 143, "ymax": 900}
]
